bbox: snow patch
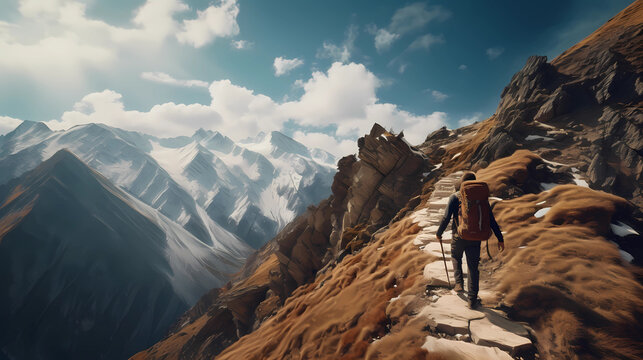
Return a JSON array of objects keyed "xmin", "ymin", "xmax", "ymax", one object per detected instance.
[
  {"xmin": 610, "ymin": 222, "xmax": 639, "ymax": 237},
  {"xmin": 525, "ymin": 135, "xmax": 554, "ymax": 141},
  {"xmin": 540, "ymin": 182, "xmax": 558, "ymax": 191},
  {"xmin": 619, "ymin": 250, "xmax": 634, "ymax": 263},
  {"xmin": 534, "ymin": 207, "xmax": 550, "ymax": 218},
  {"xmin": 451, "ymin": 152, "xmax": 461, "ymax": 160}
]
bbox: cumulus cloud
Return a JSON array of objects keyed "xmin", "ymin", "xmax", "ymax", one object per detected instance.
[
  {"xmin": 458, "ymin": 113, "xmax": 483, "ymax": 127},
  {"xmin": 408, "ymin": 34, "xmax": 444, "ymax": 51},
  {"xmin": 292, "ymin": 131, "xmax": 357, "ymax": 157},
  {"xmin": 273, "ymin": 57, "xmax": 304, "ymax": 76},
  {"xmin": 45, "ymin": 90, "xmax": 222, "ymax": 137},
  {"xmin": 176, "ymin": 0, "xmax": 240, "ymax": 48},
  {"xmin": 44, "ymin": 62, "xmax": 446, "ymax": 155},
  {"xmin": 231, "ymin": 39, "xmax": 253, "ymax": 49},
  {"xmin": 0, "ymin": 0, "xmax": 239, "ymax": 83},
  {"xmin": 141, "ymin": 72, "xmax": 209, "ymax": 87},
  {"xmin": 0, "ymin": 116, "xmax": 23, "ymax": 135},
  {"xmin": 486, "ymin": 47, "xmax": 504, "ymax": 60},
  {"xmin": 374, "ymin": 29, "xmax": 400, "ymax": 52},
  {"xmin": 458, "ymin": 64, "xmax": 467, "ymax": 70},
  {"xmin": 317, "ymin": 24, "xmax": 358, "ymax": 63},
  {"xmin": 430, "ymin": 90, "xmax": 448, "ymax": 102}
]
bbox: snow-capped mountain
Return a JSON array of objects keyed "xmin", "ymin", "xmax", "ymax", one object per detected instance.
[
  {"xmin": 0, "ymin": 121, "xmax": 337, "ymax": 248},
  {"xmin": 0, "ymin": 150, "xmax": 249, "ymax": 359}
]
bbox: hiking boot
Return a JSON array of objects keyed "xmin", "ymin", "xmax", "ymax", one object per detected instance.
[
  {"xmin": 453, "ymin": 283, "xmax": 464, "ymax": 292},
  {"xmin": 468, "ymin": 298, "xmax": 481, "ymax": 309}
]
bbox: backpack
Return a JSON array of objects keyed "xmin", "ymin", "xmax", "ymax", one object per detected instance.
[{"xmin": 456, "ymin": 181, "xmax": 492, "ymax": 241}]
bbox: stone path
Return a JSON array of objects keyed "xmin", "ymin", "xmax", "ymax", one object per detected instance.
[{"xmin": 406, "ymin": 171, "xmax": 535, "ymax": 359}]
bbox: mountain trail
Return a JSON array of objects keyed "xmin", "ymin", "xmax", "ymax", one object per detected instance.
[{"xmin": 406, "ymin": 171, "xmax": 535, "ymax": 359}]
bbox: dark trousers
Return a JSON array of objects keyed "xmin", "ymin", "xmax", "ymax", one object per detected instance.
[{"xmin": 451, "ymin": 236, "xmax": 481, "ymax": 301}]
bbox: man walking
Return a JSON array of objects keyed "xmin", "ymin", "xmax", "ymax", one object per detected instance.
[{"xmin": 436, "ymin": 171, "xmax": 505, "ymax": 309}]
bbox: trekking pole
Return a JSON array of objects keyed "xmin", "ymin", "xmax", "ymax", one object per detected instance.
[{"xmin": 438, "ymin": 238, "xmax": 451, "ymax": 288}]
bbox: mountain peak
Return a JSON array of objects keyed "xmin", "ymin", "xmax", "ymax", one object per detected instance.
[
  {"xmin": 193, "ymin": 128, "xmax": 215, "ymax": 140},
  {"xmin": 6, "ymin": 120, "xmax": 51, "ymax": 138}
]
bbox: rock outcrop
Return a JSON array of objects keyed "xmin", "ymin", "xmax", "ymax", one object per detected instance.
[
  {"xmin": 438, "ymin": 0, "xmax": 643, "ymax": 208},
  {"xmin": 131, "ymin": 124, "xmax": 431, "ymax": 360},
  {"xmin": 134, "ymin": 3, "xmax": 643, "ymax": 360}
]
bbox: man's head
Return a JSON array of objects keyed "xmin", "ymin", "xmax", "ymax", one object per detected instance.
[
  {"xmin": 461, "ymin": 171, "xmax": 476, "ymax": 182},
  {"xmin": 458, "ymin": 171, "xmax": 476, "ymax": 189}
]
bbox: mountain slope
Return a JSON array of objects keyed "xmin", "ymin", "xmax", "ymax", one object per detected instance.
[
  {"xmin": 0, "ymin": 123, "xmax": 336, "ymax": 249},
  {"xmin": 0, "ymin": 150, "xmax": 247, "ymax": 360},
  {"xmin": 422, "ymin": 0, "xmax": 642, "ymax": 208},
  {"xmin": 133, "ymin": 2, "xmax": 642, "ymax": 359}
]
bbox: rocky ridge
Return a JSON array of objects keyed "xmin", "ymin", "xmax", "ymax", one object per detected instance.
[{"xmin": 133, "ymin": 3, "xmax": 643, "ymax": 359}]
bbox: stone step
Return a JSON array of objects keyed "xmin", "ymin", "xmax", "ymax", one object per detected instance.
[
  {"xmin": 423, "ymin": 259, "xmax": 467, "ymax": 286},
  {"xmin": 470, "ymin": 314, "xmax": 533, "ymax": 355},
  {"xmin": 423, "ymin": 242, "xmax": 451, "ymax": 257},
  {"xmin": 422, "ymin": 336, "xmax": 513, "ymax": 360},
  {"xmin": 419, "ymin": 295, "xmax": 484, "ymax": 335}
]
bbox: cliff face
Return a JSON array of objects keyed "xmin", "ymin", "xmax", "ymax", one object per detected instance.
[
  {"xmin": 131, "ymin": 124, "xmax": 432, "ymax": 360},
  {"xmin": 133, "ymin": 2, "xmax": 643, "ymax": 359},
  {"xmin": 455, "ymin": 1, "xmax": 643, "ymax": 208}
]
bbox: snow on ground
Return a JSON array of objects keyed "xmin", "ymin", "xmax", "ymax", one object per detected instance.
[
  {"xmin": 540, "ymin": 182, "xmax": 558, "ymax": 190},
  {"xmin": 534, "ymin": 207, "xmax": 550, "ymax": 218},
  {"xmin": 610, "ymin": 221, "xmax": 639, "ymax": 237},
  {"xmin": 572, "ymin": 174, "xmax": 588, "ymax": 187},
  {"xmin": 525, "ymin": 135, "xmax": 554, "ymax": 141},
  {"xmin": 451, "ymin": 152, "xmax": 462, "ymax": 160},
  {"xmin": 121, "ymin": 189, "xmax": 251, "ymax": 304},
  {"xmin": 619, "ymin": 250, "xmax": 634, "ymax": 263}
]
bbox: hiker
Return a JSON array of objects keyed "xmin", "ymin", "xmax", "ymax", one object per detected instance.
[{"xmin": 436, "ymin": 171, "xmax": 505, "ymax": 309}]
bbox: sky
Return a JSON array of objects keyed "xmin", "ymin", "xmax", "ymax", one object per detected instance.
[{"xmin": 0, "ymin": 0, "xmax": 633, "ymax": 156}]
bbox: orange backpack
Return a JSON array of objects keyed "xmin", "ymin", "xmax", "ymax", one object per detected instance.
[{"xmin": 457, "ymin": 181, "xmax": 492, "ymax": 241}]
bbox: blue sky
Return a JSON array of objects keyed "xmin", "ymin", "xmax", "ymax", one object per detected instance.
[{"xmin": 0, "ymin": 0, "xmax": 632, "ymax": 155}]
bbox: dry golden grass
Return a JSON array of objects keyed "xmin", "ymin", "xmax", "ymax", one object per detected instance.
[
  {"xmin": 484, "ymin": 184, "xmax": 643, "ymax": 359},
  {"xmin": 476, "ymin": 150, "xmax": 543, "ymax": 196},
  {"xmin": 553, "ymin": 0, "xmax": 643, "ymax": 74},
  {"xmin": 215, "ymin": 220, "xmax": 435, "ymax": 360}
]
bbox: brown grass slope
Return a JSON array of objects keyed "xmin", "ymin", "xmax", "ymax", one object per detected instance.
[{"xmin": 133, "ymin": 2, "xmax": 643, "ymax": 359}]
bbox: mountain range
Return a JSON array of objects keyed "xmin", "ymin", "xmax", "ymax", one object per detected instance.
[
  {"xmin": 132, "ymin": 2, "xmax": 643, "ymax": 359},
  {"xmin": 0, "ymin": 125, "xmax": 336, "ymax": 359},
  {"xmin": 0, "ymin": 123, "xmax": 336, "ymax": 249}
]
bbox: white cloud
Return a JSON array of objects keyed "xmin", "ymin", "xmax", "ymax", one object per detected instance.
[
  {"xmin": 273, "ymin": 57, "xmax": 304, "ymax": 76},
  {"xmin": 44, "ymin": 62, "xmax": 446, "ymax": 155},
  {"xmin": 486, "ymin": 47, "xmax": 504, "ymax": 60},
  {"xmin": 176, "ymin": 0, "xmax": 240, "ymax": 48},
  {"xmin": 0, "ymin": 0, "xmax": 238, "ymax": 84},
  {"xmin": 408, "ymin": 33, "xmax": 444, "ymax": 51},
  {"xmin": 398, "ymin": 64, "xmax": 408, "ymax": 74},
  {"xmin": 140, "ymin": 72, "xmax": 209, "ymax": 88},
  {"xmin": 45, "ymin": 90, "xmax": 222, "ymax": 137},
  {"xmin": 372, "ymin": 3, "xmax": 449, "ymax": 55},
  {"xmin": 431, "ymin": 90, "xmax": 448, "ymax": 102},
  {"xmin": 458, "ymin": 64, "xmax": 467, "ymax": 70},
  {"xmin": 458, "ymin": 113, "xmax": 483, "ymax": 127},
  {"xmin": 374, "ymin": 29, "xmax": 400, "ymax": 52},
  {"xmin": 231, "ymin": 39, "xmax": 253, "ymax": 49},
  {"xmin": 292, "ymin": 131, "xmax": 357, "ymax": 157},
  {"xmin": 0, "ymin": 116, "xmax": 23, "ymax": 135},
  {"xmin": 389, "ymin": 3, "xmax": 450, "ymax": 35},
  {"xmin": 317, "ymin": 24, "xmax": 358, "ymax": 63}
]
